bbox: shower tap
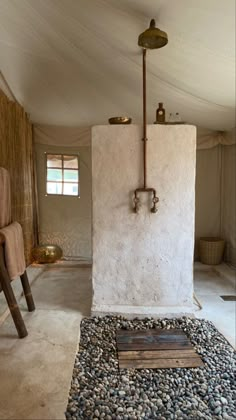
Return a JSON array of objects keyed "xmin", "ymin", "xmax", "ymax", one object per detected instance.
[{"xmin": 133, "ymin": 187, "xmax": 159, "ymax": 213}]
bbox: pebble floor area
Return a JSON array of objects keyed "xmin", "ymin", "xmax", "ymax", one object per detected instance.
[{"xmin": 66, "ymin": 317, "xmax": 236, "ymax": 420}]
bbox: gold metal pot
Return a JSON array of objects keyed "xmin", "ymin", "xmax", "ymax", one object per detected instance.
[
  {"xmin": 31, "ymin": 244, "xmax": 63, "ymax": 263},
  {"xmin": 108, "ymin": 117, "xmax": 132, "ymax": 124}
]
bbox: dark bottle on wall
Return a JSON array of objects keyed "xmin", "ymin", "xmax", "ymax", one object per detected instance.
[{"xmin": 156, "ymin": 102, "xmax": 165, "ymax": 123}]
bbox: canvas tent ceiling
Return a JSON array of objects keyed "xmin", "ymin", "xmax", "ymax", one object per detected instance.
[{"xmin": 0, "ymin": 0, "xmax": 235, "ymax": 130}]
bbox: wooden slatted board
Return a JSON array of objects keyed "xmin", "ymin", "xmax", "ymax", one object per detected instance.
[{"xmin": 116, "ymin": 329, "xmax": 203, "ymax": 369}]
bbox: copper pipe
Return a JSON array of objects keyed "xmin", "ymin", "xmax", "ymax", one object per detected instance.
[
  {"xmin": 132, "ymin": 47, "xmax": 159, "ymax": 213},
  {"xmin": 142, "ymin": 48, "xmax": 147, "ymax": 188}
]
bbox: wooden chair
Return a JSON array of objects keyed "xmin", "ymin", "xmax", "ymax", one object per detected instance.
[{"xmin": 0, "ymin": 168, "xmax": 35, "ymax": 338}]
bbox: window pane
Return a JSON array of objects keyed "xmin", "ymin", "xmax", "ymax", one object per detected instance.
[
  {"xmin": 63, "ymin": 155, "xmax": 78, "ymax": 169},
  {"xmin": 63, "ymin": 183, "xmax": 79, "ymax": 196},
  {"xmin": 47, "ymin": 154, "xmax": 62, "ymax": 168},
  {"xmin": 64, "ymin": 169, "xmax": 78, "ymax": 182},
  {"xmin": 47, "ymin": 182, "xmax": 62, "ymax": 194},
  {"xmin": 47, "ymin": 168, "xmax": 63, "ymax": 181}
]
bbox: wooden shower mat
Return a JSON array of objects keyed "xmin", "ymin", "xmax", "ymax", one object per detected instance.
[{"xmin": 116, "ymin": 329, "xmax": 203, "ymax": 369}]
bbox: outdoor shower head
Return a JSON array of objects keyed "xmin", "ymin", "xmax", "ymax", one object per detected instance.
[{"xmin": 138, "ymin": 19, "xmax": 168, "ymax": 49}]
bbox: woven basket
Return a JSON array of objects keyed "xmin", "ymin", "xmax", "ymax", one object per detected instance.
[{"xmin": 199, "ymin": 237, "xmax": 225, "ymax": 265}]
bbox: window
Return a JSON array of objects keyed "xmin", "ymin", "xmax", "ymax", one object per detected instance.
[{"xmin": 46, "ymin": 154, "xmax": 80, "ymax": 196}]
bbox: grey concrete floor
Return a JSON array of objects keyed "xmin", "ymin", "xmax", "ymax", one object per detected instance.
[
  {"xmin": 194, "ymin": 262, "xmax": 236, "ymax": 348},
  {"xmin": 0, "ymin": 265, "xmax": 45, "ymax": 323},
  {"xmin": 0, "ymin": 262, "xmax": 235, "ymax": 420},
  {"xmin": 0, "ymin": 263, "xmax": 92, "ymax": 420}
]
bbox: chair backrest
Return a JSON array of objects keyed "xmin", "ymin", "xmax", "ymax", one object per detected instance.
[{"xmin": 0, "ymin": 167, "xmax": 11, "ymax": 228}]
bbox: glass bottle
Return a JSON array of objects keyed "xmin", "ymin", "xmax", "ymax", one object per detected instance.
[
  {"xmin": 168, "ymin": 113, "xmax": 175, "ymax": 123},
  {"xmin": 156, "ymin": 102, "xmax": 165, "ymax": 123},
  {"xmin": 175, "ymin": 112, "xmax": 182, "ymax": 123}
]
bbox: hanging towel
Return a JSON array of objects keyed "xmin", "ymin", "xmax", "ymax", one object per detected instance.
[
  {"xmin": 0, "ymin": 167, "xmax": 11, "ymax": 228},
  {"xmin": 0, "ymin": 222, "xmax": 26, "ymax": 280}
]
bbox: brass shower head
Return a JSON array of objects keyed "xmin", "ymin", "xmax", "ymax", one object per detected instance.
[{"xmin": 138, "ymin": 19, "xmax": 168, "ymax": 49}]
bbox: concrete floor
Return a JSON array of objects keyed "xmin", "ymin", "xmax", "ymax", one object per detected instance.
[
  {"xmin": 0, "ymin": 265, "xmax": 45, "ymax": 323},
  {"xmin": 0, "ymin": 262, "xmax": 92, "ymax": 420},
  {"xmin": 0, "ymin": 261, "xmax": 235, "ymax": 420},
  {"xmin": 194, "ymin": 262, "xmax": 236, "ymax": 348}
]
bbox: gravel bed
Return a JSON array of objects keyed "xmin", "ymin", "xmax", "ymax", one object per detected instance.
[{"xmin": 66, "ymin": 316, "xmax": 236, "ymax": 420}]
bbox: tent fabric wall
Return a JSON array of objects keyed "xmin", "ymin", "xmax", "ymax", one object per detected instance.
[
  {"xmin": 34, "ymin": 141, "xmax": 91, "ymax": 259},
  {"xmin": 195, "ymin": 128, "xmax": 236, "ymax": 264},
  {"xmin": 221, "ymin": 144, "xmax": 236, "ymax": 264},
  {"xmin": 197, "ymin": 127, "xmax": 236, "ymax": 149},
  {"xmin": 33, "ymin": 124, "xmax": 235, "ymax": 149},
  {"xmin": 34, "ymin": 124, "xmax": 91, "ymax": 258},
  {"xmin": 195, "ymin": 146, "xmax": 221, "ymax": 244},
  {"xmin": 0, "ymin": 0, "xmax": 235, "ymax": 130},
  {"xmin": 34, "ymin": 124, "xmax": 91, "ymax": 147},
  {"xmin": 0, "ymin": 0, "xmax": 234, "ymax": 262},
  {"xmin": 34, "ymin": 124, "xmax": 235, "ymax": 263}
]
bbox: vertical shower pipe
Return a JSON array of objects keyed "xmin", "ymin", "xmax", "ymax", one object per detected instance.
[
  {"xmin": 133, "ymin": 48, "xmax": 159, "ymax": 213},
  {"xmin": 143, "ymin": 48, "xmax": 147, "ymax": 189}
]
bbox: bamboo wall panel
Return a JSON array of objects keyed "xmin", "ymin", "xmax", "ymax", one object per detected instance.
[{"xmin": 0, "ymin": 89, "xmax": 34, "ymax": 264}]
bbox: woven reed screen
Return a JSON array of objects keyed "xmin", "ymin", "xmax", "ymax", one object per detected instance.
[{"xmin": 0, "ymin": 89, "xmax": 35, "ymax": 264}]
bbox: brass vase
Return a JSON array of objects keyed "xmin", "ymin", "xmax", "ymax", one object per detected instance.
[{"xmin": 31, "ymin": 244, "xmax": 63, "ymax": 264}]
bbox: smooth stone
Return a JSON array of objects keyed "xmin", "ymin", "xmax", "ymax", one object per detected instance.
[
  {"xmin": 214, "ymin": 406, "xmax": 222, "ymax": 415},
  {"xmin": 221, "ymin": 397, "xmax": 228, "ymax": 405},
  {"xmin": 222, "ymin": 414, "xmax": 233, "ymax": 420},
  {"xmin": 118, "ymin": 391, "xmax": 125, "ymax": 397},
  {"xmin": 117, "ymin": 407, "xmax": 124, "ymax": 413}
]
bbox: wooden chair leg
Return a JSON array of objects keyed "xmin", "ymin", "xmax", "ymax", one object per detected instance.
[
  {"xmin": 20, "ymin": 271, "xmax": 35, "ymax": 312},
  {"xmin": 0, "ymin": 246, "xmax": 28, "ymax": 338}
]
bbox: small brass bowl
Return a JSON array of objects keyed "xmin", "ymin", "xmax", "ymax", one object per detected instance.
[
  {"xmin": 32, "ymin": 244, "xmax": 63, "ymax": 264},
  {"xmin": 108, "ymin": 117, "xmax": 132, "ymax": 124}
]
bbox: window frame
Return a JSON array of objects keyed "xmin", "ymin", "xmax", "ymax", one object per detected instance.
[{"xmin": 45, "ymin": 153, "xmax": 80, "ymax": 197}]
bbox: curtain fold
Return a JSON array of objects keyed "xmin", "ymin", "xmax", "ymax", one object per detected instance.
[
  {"xmin": 34, "ymin": 123, "xmax": 235, "ymax": 150},
  {"xmin": 0, "ymin": 89, "xmax": 35, "ymax": 265},
  {"xmin": 34, "ymin": 124, "xmax": 91, "ymax": 147},
  {"xmin": 197, "ymin": 127, "xmax": 235, "ymax": 149}
]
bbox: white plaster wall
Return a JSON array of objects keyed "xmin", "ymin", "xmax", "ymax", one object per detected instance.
[
  {"xmin": 35, "ymin": 144, "xmax": 91, "ymax": 258},
  {"xmin": 92, "ymin": 125, "xmax": 196, "ymax": 317}
]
